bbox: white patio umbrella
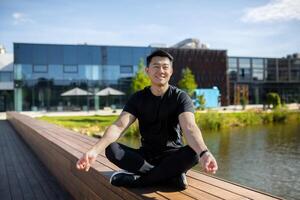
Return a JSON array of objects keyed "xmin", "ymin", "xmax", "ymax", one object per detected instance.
[
  {"xmin": 96, "ymin": 87, "xmax": 125, "ymax": 96},
  {"xmin": 61, "ymin": 87, "xmax": 92, "ymax": 96},
  {"xmin": 61, "ymin": 87, "xmax": 92, "ymax": 110},
  {"xmin": 96, "ymin": 87, "xmax": 125, "ymax": 107}
]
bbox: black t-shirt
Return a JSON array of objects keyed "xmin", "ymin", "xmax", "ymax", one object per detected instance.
[{"xmin": 123, "ymin": 85, "xmax": 194, "ymax": 154}]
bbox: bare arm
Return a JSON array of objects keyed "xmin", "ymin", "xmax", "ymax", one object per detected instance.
[
  {"xmin": 92, "ymin": 111, "xmax": 136, "ymax": 154},
  {"xmin": 76, "ymin": 111, "xmax": 136, "ymax": 171},
  {"xmin": 179, "ymin": 112, "xmax": 218, "ymax": 174}
]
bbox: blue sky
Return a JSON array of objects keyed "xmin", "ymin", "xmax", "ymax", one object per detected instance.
[{"xmin": 0, "ymin": 0, "xmax": 299, "ymax": 57}]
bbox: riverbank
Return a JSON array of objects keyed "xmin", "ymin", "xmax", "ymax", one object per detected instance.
[
  {"xmin": 38, "ymin": 108, "xmax": 300, "ymax": 137},
  {"xmin": 195, "ymin": 109, "xmax": 300, "ymax": 131}
]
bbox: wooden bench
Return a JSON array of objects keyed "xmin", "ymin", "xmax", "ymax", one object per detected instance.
[{"xmin": 6, "ymin": 112, "xmax": 283, "ymax": 200}]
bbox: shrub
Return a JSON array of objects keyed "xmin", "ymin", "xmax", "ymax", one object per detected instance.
[
  {"xmin": 197, "ymin": 94, "xmax": 206, "ymax": 110},
  {"xmin": 240, "ymin": 96, "xmax": 248, "ymax": 110},
  {"xmin": 261, "ymin": 113, "xmax": 273, "ymax": 124},
  {"xmin": 266, "ymin": 92, "xmax": 281, "ymax": 109},
  {"xmin": 196, "ymin": 111, "xmax": 223, "ymax": 130},
  {"xmin": 235, "ymin": 112, "xmax": 261, "ymax": 126},
  {"xmin": 272, "ymin": 108, "xmax": 288, "ymax": 123}
]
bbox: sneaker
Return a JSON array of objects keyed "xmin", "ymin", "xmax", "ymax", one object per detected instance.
[
  {"xmin": 169, "ymin": 173, "xmax": 188, "ymax": 190},
  {"xmin": 109, "ymin": 170, "xmax": 140, "ymax": 187}
]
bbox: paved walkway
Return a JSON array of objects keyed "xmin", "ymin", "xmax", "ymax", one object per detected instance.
[
  {"xmin": 0, "ymin": 112, "xmax": 6, "ymax": 120},
  {"xmin": 0, "ymin": 120, "xmax": 72, "ymax": 200}
]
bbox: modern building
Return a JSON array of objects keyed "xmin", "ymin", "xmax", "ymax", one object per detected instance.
[
  {"xmin": 12, "ymin": 43, "xmax": 228, "ymax": 111},
  {"xmin": 0, "ymin": 45, "xmax": 14, "ymax": 112},
  {"xmin": 228, "ymin": 55, "xmax": 300, "ymax": 105},
  {"xmin": 0, "ymin": 42, "xmax": 298, "ymax": 112}
]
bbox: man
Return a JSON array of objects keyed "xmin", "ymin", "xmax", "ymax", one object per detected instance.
[{"xmin": 76, "ymin": 49, "xmax": 218, "ymax": 190}]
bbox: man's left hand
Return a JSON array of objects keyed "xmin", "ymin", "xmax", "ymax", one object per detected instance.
[{"xmin": 199, "ymin": 152, "xmax": 218, "ymax": 174}]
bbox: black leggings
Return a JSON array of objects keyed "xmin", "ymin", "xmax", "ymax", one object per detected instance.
[{"xmin": 105, "ymin": 142, "xmax": 199, "ymax": 187}]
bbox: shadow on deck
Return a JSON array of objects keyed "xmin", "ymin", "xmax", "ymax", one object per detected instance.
[{"xmin": 0, "ymin": 120, "xmax": 72, "ymax": 200}]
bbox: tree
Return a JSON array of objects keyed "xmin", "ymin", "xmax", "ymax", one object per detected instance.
[
  {"xmin": 178, "ymin": 67, "xmax": 197, "ymax": 96},
  {"xmin": 197, "ymin": 94, "xmax": 206, "ymax": 110},
  {"xmin": 131, "ymin": 58, "xmax": 151, "ymax": 93},
  {"xmin": 266, "ymin": 92, "xmax": 281, "ymax": 109}
]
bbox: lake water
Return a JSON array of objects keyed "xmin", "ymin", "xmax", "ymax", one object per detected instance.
[{"xmin": 118, "ymin": 123, "xmax": 300, "ymax": 200}]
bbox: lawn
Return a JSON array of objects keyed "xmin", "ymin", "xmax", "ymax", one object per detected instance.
[
  {"xmin": 39, "ymin": 109, "xmax": 300, "ymax": 137},
  {"xmin": 39, "ymin": 115, "xmax": 118, "ymax": 137}
]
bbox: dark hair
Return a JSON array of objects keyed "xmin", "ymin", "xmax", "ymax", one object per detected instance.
[{"xmin": 146, "ymin": 49, "xmax": 174, "ymax": 67}]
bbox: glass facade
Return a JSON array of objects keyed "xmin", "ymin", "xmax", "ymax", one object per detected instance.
[
  {"xmin": 11, "ymin": 43, "xmax": 300, "ymax": 110},
  {"xmin": 228, "ymin": 58, "xmax": 237, "ymax": 80},
  {"xmin": 291, "ymin": 59, "xmax": 300, "ymax": 81},
  {"xmin": 252, "ymin": 59, "xmax": 264, "ymax": 81},
  {"xmin": 0, "ymin": 72, "xmax": 13, "ymax": 82},
  {"xmin": 266, "ymin": 59, "xmax": 276, "ymax": 81},
  {"xmin": 238, "ymin": 58, "xmax": 251, "ymax": 81},
  {"xmin": 228, "ymin": 56, "xmax": 300, "ymax": 104},
  {"xmin": 278, "ymin": 59, "xmax": 289, "ymax": 81},
  {"xmin": 14, "ymin": 43, "xmax": 152, "ymax": 111}
]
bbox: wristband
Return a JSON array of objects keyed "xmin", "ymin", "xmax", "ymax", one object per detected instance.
[{"xmin": 199, "ymin": 149, "xmax": 209, "ymax": 158}]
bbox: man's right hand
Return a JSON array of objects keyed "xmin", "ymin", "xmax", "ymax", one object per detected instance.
[{"xmin": 76, "ymin": 149, "xmax": 98, "ymax": 172}]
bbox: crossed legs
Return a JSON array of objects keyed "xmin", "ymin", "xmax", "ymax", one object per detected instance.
[{"xmin": 105, "ymin": 142, "xmax": 199, "ymax": 187}]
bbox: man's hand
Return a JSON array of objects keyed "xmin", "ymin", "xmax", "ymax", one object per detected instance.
[
  {"xmin": 199, "ymin": 152, "xmax": 218, "ymax": 174},
  {"xmin": 76, "ymin": 149, "xmax": 98, "ymax": 172}
]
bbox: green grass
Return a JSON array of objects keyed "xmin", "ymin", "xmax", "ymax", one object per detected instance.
[
  {"xmin": 39, "ymin": 109, "xmax": 300, "ymax": 137},
  {"xmin": 195, "ymin": 109, "xmax": 299, "ymax": 131},
  {"xmin": 39, "ymin": 115, "xmax": 118, "ymax": 137}
]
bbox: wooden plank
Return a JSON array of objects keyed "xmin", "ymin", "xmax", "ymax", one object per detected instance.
[
  {"xmin": 188, "ymin": 171, "xmax": 283, "ymax": 200},
  {"xmin": 12, "ymin": 121, "xmax": 103, "ymax": 200},
  {"xmin": 9, "ymin": 124, "xmax": 70, "ymax": 200},
  {"xmin": 5, "ymin": 124, "xmax": 42, "ymax": 200},
  {"xmin": 37, "ymin": 130, "xmax": 142, "ymax": 200},
  {"xmin": 6, "ymin": 112, "xmax": 284, "ymax": 200},
  {"xmin": 26, "ymin": 122, "xmax": 232, "ymax": 200},
  {"xmin": 2, "ymin": 123, "xmax": 27, "ymax": 200},
  {"xmin": 30, "ymin": 124, "xmax": 244, "ymax": 200},
  {"xmin": 6, "ymin": 118, "xmax": 77, "ymax": 199},
  {"xmin": 4, "ymin": 119, "xmax": 73, "ymax": 200},
  {"xmin": 8, "ymin": 115, "xmax": 131, "ymax": 200},
  {"xmin": 0, "ymin": 123, "xmax": 13, "ymax": 200},
  {"xmin": 12, "ymin": 115, "xmax": 175, "ymax": 200},
  {"xmin": 187, "ymin": 177, "xmax": 248, "ymax": 200}
]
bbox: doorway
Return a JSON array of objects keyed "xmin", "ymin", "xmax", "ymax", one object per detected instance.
[{"xmin": 0, "ymin": 95, "xmax": 5, "ymax": 112}]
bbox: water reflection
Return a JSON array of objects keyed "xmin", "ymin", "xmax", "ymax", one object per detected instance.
[{"xmin": 118, "ymin": 123, "xmax": 300, "ymax": 200}]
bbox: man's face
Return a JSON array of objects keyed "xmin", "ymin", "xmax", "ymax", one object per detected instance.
[{"xmin": 145, "ymin": 56, "xmax": 173, "ymax": 87}]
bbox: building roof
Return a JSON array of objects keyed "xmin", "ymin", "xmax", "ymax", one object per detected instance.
[{"xmin": 0, "ymin": 54, "xmax": 13, "ymax": 71}]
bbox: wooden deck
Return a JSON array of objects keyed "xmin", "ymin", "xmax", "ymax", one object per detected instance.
[
  {"xmin": 6, "ymin": 112, "xmax": 284, "ymax": 200},
  {"xmin": 0, "ymin": 120, "xmax": 72, "ymax": 200}
]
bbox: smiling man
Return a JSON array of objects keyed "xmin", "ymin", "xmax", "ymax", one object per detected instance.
[{"xmin": 76, "ymin": 49, "xmax": 218, "ymax": 190}]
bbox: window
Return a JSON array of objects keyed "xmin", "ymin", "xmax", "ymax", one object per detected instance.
[
  {"xmin": 228, "ymin": 58, "xmax": 238, "ymax": 78},
  {"xmin": 278, "ymin": 59, "xmax": 288, "ymax": 81},
  {"xmin": 265, "ymin": 59, "xmax": 277, "ymax": 81},
  {"xmin": 64, "ymin": 65, "xmax": 78, "ymax": 73},
  {"xmin": 252, "ymin": 59, "xmax": 264, "ymax": 81},
  {"xmin": 239, "ymin": 58, "xmax": 251, "ymax": 69},
  {"xmin": 239, "ymin": 68, "xmax": 251, "ymax": 80},
  {"xmin": 252, "ymin": 59, "xmax": 264, "ymax": 69},
  {"xmin": 120, "ymin": 65, "xmax": 133, "ymax": 74},
  {"xmin": 33, "ymin": 65, "xmax": 47, "ymax": 73},
  {"xmin": 0, "ymin": 72, "xmax": 13, "ymax": 82},
  {"xmin": 228, "ymin": 69, "xmax": 237, "ymax": 80},
  {"xmin": 228, "ymin": 58, "xmax": 237, "ymax": 68},
  {"xmin": 253, "ymin": 69, "xmax": 263, "ymax": 81},
  {"xmin": 291, "ymin": 59, "xmax": 300, "ymax": 81}
]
